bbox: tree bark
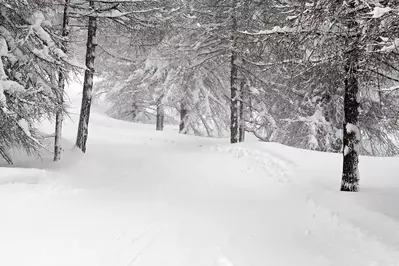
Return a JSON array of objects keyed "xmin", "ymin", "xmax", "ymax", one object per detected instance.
[
  {"xmin": 156, "ymin": 95, "xmax": 164, "ymax": 131},
  {"xmin": 131, "ymin": 102, "xmax": 138, "ymax": 121},
  {"xmin": 239, "ymin": 79, "xmax": 246, "ymax": 142},
  {"xmin": 54, "ymin": 0, "xmax": 71, "ymax": 161},
  {"xmin": 341, "ymin": 2, "xmax": 360, "ymax": 192},
  {"xmin": 76, "ymin": 1, "xmax": 97, "ymax": 153},
  {"xmin": 179, "ymin": 101, "xmax": 189, "ymax": 134},
  {"xmin": 230, "ymin": 0, "xmax": 239, "ymax": 144}
]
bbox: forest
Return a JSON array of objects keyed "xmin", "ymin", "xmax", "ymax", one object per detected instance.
[
  {"xmin": 2, "ymin": 1, "xmax": 399, "ymax": 265},
  {"xmin": 1, "ymin": 0, "xmax": 399, "ymax": 194}
]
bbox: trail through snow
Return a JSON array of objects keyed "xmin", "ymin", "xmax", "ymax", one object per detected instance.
[{"xmin": 1, "ymin": 87, "xmax": 399, "ymax": 266}]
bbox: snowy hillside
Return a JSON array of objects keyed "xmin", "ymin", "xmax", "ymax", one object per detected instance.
[
  {"xmin": 1, "ymin": 84, "xmax": 399, "ymax": 266},
  {"xmin": 3, "ymin": 1, "xmax": 399, "ymax": 265}
]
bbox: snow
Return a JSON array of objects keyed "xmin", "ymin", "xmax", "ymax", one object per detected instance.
[
  {"xmin": 308, "ymin": 134, "xmax": 319, "ymax": 149},
  {"xmin": 32, "ymin": 11, "xmax": 46, "ymax": 26},
  {"xmin": 0, "ymin": 36, "xmax": 8, "ymax": 79},
  {"xmin": 0, "ymin": 36, "xmax": 7, "ymax": 56},
  {"xmin": 30, "ymin": 11, "xmax": 67, "ymax": 60},
  {"xmin": 28, "ymin": 11, "xmax": 84, "ymax": 69},
  {"xmin": 249, "ymin": 86, "xmax": 259, "ymax": 95},
  {"xmin": 1, "ymin": 82, "xmax": 399, "ymax": 265},
  {"xmin": 0, "ymin": 83, "xmax": 8, "ymax": 113},
  {"xmin": 369, "ymin": 7, "xmax": 392, "ymax": 18},
  {"xmin": 380, "ymin": 38, "xmax": 399, "ymax": 53},
  {"xmin": 95, "ymin": 9, "xmax": 130, "ymax": 18},
  {"xmin": 0, "ymin": 36, "xmax": 19, "ymax": 112},
  {"xmin": 344, "ymin": 145, "xmax": 350, "ymax": 156},
  {"xmin": 0, "ymin": 26, "xmax": 26, "ymax": 63},
  {"xmin": 346, "ymin": 123, "xmax": 361, "ymax": 141},
  {"xmin": 239, "ymin": 26, "xmax": 293, "ymax": 36},
  {"xmin": 17, "ymin": 119, "xmax": 31, "ymax": 137},
  {"xmin": 73, "ymin": 8, "xmax": 159, "ymax": 19},
  {"xmin": 380, "ymin": 85, "xmax": 399, "ymax": 92}
]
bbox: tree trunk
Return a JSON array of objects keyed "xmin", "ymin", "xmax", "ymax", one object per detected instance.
[
  {"xmin": 76, "ymin": 1, "xmax": 97, "ymax": 153},
  {"xmin": 156, "ymin": 96, "xmax": 164, "ymax": 131},
  {"xmin": 54, "ymin": 0, "xmax": 71, "ymax": 161},
  {"xmin": 179, "ymin": 101, "xmax": 189, "ymax": 134},
  {"xmin": 341, "ymin": 2, "xmax": 360, "ymax": 192},
  {"xmin": 131, "ymin": 102, "xmax": 138, "ymax": 121},
  {"xmin": 239, "ymin": 79, "xmax": 246, "ymax": 142},
  {"xmin": 230, "ymin": 0, "xmax": 239, "ymax": 144}
]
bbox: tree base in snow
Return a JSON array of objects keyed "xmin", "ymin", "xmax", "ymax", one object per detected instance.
[{"xmin": 340, "ymin": 180, "xmax": 359, "ymax": 192}]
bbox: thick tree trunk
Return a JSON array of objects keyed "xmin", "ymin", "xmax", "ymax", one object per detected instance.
[
  {"xmin": 54, "ymin": 0, "xmax": 71, "ymax": 161},
  {"xmin": 156, "ymin": 96, "xmax": 164, "ymax": 131},
  {"xmin": 230, "ymin": 0, "xmax": 239, "ymax": 144},
  {"xmin": 179, "ymin": 101, "xmax": 189, "ymax": 134},
  {"xmin": 76, "ymin": 1, "xmax": 97, "ymax": 153},
  {"xmin": 239, "ymin": 80, "xmax": 246, "ymax": 142},
  {"xmin": 341, "ymin": 2, "xmax": 360, "ymax": 192}
]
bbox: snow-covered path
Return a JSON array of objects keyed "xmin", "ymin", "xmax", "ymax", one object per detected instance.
[{"xmin": 1, "ymin": 105, "xmax": 399, "ymax": 265}]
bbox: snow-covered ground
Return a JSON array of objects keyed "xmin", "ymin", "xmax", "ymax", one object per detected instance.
[{"xmin": 1, "ymin": 83, "xmax": 399, "ymax": 266}]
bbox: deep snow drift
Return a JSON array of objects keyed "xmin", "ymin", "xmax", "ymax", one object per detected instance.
[{"xmin": 1, "ymin": 84, "xmax": 399, "ymax": 266}]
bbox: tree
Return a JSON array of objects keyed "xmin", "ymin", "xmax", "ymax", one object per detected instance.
[
  {"xmin": 259, "ymin": 0, "xmax": 399, "ymax": 191},
  {"xmin": 229, "ymin": 0, "xmax": 239, "ymax": 143},
  {"xmin": 75, "ymin": 0, "xmax": 98, "ymax": 153},
  {"xmin": 0, "ymin": 0, "xmax": 72, "ymax": 163},
  {"xmin": 188, "ymin": 0, "xmax": 281, "ymax": 143},
  {"xmin": 95, "ymin": 0, "xmax": 284, "ymax": 141},
  {"xmin": 341, "ymin": 0, "xmax": 361, "ymax": 192},
  {"xmin": 84, "ymin": 0, "xmax": 399, "ymax": 190},
  {"xmin": 238, "ymin": 79, "xmax": 246, "ymax": 142},
  {"xmin": 96, "ymin": 2, "xmax": 232, "ymax": 137},
  {"xmin": 72, "ymin": 0, "xmax": 168, "ymax": 152},
  {"xmin": 54, "ymin": 0, "xmax": 71, "ymax": 161}
]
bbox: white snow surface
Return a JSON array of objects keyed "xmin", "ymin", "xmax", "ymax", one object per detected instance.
[
  {"xmin": 380, "ymin": 38, "xmax": 399, "ymax": 53},
  {"xmin": 1, "ymin": 83, "xmax": 399, "ymax": 266},
  {"xmin": 17, "ymin": 119, "xmax": 31, "ymax": 137},
  {"xmin": 369, "ymin": 6, "xmax": 391, "ymax": 18},
  {"xmin": 346, "ymin": 123, "xmax": 361, "ymax": 141}
]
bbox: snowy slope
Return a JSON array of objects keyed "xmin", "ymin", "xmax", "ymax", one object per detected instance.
[{"xmin": 0, "ymin": 82, "xmax": 399, "ymax": 266}]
